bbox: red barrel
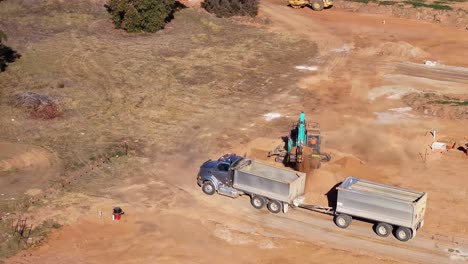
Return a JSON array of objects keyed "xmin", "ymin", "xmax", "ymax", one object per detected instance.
[
  {"xmin": 113, "ymin": 213, "xmax": 122, "ymax": 220},
  {"xmin": 113, "ymin": 207, "xmax": 124, "ymax": 221}
]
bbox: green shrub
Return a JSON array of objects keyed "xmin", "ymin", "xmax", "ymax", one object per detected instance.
[
  {"xmin": 105, "ymin": 0, "xmax": 177, "ymax": 32},
  {"xmin": 378, "ymin": 0, "xmax": 397, "ymax": 5},
  {"xmin": 202, "ymin": 0, "xmax": 258, "ymax": 18},
  {"xmin": 0, "ymin": 30, "xmax": 20, "ymax": 72},
  {"xmin": 403, "ymin": 0, "xmax": 452, "ymax": 9}
]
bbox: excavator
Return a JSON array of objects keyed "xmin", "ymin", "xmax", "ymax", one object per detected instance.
[{"xmin": 268, "ymin": 112, "xmax": 331, "ymax": 172}]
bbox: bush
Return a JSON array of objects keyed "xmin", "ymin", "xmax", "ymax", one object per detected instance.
[
  {"xmin": 0, "ymin": 30, "xmax": 20, "ymax": 72},
  {"xmin": 105, "ymin": 0, "xmax": 177, "ymax": 32},
  {"xmin": 202, "ymin": 0, "xmax": 258, "ymax": 18}
]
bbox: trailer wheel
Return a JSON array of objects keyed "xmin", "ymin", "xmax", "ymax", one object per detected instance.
[
  {"xmin": 334, "ymin": 214, "xmax": 352, "ymax": 228},
  {"xmin": 267, "ymin": 200, "xmax": 282, "ymax": 214},
  {"xmin": 374, "ymin": 222, "xmax": 392, "ymax": 237},
  {"xmin": 251, "ymin": 195, "xmax": 266, "ymax": 209},
  {"xmin": 202, "ymin": 181, "xmax": 216, "ymax": 195},
  {"xmin": 395, "ymin": 226, "xmax": 412, "ymax": 242},
  {"xmin": 311, "ymin": 0, "xmax": 324, "ymax": 11}
]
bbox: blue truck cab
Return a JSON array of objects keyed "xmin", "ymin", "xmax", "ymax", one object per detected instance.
[{"xmin": 197, "ymin": 153, "xmax": 243, "ymax": 195}]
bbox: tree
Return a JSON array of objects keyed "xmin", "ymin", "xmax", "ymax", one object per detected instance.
[
  {"xmin": 0, "ymin": 30, "xmax": 20, "ymax": 72},
  {"xmin": 105, "ymin": 0, "xmax": 177, "ymax": 33},
  {"xmin": 202, "ymin": 0, "xmax": 258, "ymax": 18}
]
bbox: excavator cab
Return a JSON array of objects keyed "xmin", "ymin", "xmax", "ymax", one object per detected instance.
[{"xmin": 307, "ymin": 122, "xmax": 321, "ymax": 155}]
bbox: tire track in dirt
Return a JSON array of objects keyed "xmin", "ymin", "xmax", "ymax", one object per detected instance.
[{"xmin": 396, "ymin": 63, "xmax": 468, "ymax": 84}]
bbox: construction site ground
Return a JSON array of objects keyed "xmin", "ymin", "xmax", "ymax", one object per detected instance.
[{"xmin": 1, "ymin": 0, "xmax": 468, "ymax": 263}]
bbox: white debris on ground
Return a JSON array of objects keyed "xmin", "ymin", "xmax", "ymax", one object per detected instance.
[
  {"xmin": 374, "ymin": 107, "xmax": 415, "ymax": 124},
  {"xmin": 424, "ymin": 60, "xmax": 439, "ymax": 67},
  {"xmin": 295, "ymin": 65, "xmax": 319, "ymax": 71},
  {"xmin": 263, "ymin": 112, "xmax": 281, "ymax": 121},
  {"xmin": 331, "ymin": 44, "xmax": 353, "ymax": 53},
  {"xmin": 368, "ymin": 85, "xmax": 418, "ymax": 101},
  {"xmin": 431, "ymin": 142, "xmax": 447, "ymax": 151}
]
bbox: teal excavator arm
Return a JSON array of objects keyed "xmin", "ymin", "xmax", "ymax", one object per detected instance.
[
  {"xmin": 287, "ymin": 112, "xmax": 308, "ymax": 152},
  {"xmin": 297, "ymin": 112, "xmax": 307, "ymax": 146}
]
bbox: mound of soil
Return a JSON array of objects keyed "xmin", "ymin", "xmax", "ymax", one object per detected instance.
[
  {"xmin": 403, "ymin": 92, "xmax": 468, "ymax": 119},
  {"xmin": 359, "ymin": 41, "xmax": 428, "ymax": 60},
  {"xmin": 334, "ymin": 0, "xmax": 468, "ymax": 28},
  {"xmin": 0, "ymin": 142, "xmax": 62, "ymax": 196}
]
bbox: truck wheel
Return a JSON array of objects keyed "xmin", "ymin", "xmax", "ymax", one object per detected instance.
[
  {"xmin": 375, "ymin": 222, "xmax": 392, "ymax": 237},
  {"xmin": 334, "ymin": 214, "xmax": 352, "ymax": 228},
  {"xmin": 267, "ymin": 200, "xmax": 282, "ymax": 214},
  {"xmin": 311, "ymin": 0, "xmax": 324, "ymax": 11},
  {"xmin": 394, "ymin": 226, "xmax": 412, "ymax": 242},
  {"xmin": 251, "ymin": 195, "xmax": 266, "ymax": 209},
  {"xmin": 202, "ymin": 181, "xmax": 216, "ymax": 195}
]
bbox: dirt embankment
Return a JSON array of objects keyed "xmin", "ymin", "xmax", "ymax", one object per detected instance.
[
  {"xmin": 403, "ymin": 93, "xmax": 468, "ymax": 119},
  {"xmin": 334, "ymin": 0, "xmax": 468, "ymax": 28},
  {"xmin": 0, "ymin": 142, "xmax": 62, "ymax": 196}
]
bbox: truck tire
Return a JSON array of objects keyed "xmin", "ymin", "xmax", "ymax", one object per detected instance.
[
  {"xmin": 334, "ymin": 214, "xmax": 352, "ymax": 229},
  {"xmin": 251, "ymin": 195, "xmax": 266, "ymax": 209},
  {"xmin": 311, "ymin": 0, "xmax": 324, "ymax": 11},
  {"xmin": 267, "ymin": 200, "xmax": 282, "ymax": 214},
  {"xmin": 375, "ymin": 222, "xmax": 392, "ymax": 237},
  {"xmin": 202, "ymin": 181, "xmax": 216, "ymax": 195},
  {"xmin": 394, "ymin": 226, "xmax": 412, "ymax": 242}
]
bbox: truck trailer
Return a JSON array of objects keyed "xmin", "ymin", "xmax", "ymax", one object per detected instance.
[{"xmin": 334, "ymin": 176, "xmax": 427, "ymax": 242}]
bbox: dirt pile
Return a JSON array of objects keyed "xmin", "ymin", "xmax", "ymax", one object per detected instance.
[
  {"xmin": 304, "ymin": 169, "xmax": 340, "ymax": 206},
  {"xmin": 0, "ymin": 142, "xmax": 61, "ymax": 196},
  {"xmin": 359, "ymin": 41, "xmax": 428, "ymax": 60},
  {"xmin": 334, "ymin": 0, "xmax": 468, "ymax": 28},
  {"xmin": 403, "ymin": 92, "xmax": 468, "ymax": 119}
]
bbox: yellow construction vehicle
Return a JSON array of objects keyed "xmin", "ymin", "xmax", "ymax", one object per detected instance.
[{"xmin": 288, "ymin": 0, "xmax": 333, "ymax": 11}]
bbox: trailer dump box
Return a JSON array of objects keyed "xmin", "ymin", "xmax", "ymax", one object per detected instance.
[
  {"xmin": 233, "ymin": 159, "xmax": 306, "ymax": 203},
  {"xmin": 336, "ymin": 176, "xmax": 427, "ymax": 231}
]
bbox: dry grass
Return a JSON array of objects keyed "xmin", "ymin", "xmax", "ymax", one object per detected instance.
[
  {"xmin": 0, "ymin": 1, "xmax": 318, "ymax": 260},
  {"xmin": 0, "ymin": 2, "xmax": 317, "ymax": 165}
]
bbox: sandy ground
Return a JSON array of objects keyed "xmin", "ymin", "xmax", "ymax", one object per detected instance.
[
  {"xmin": 1, "ymin": 0, "xmax": 468, "ymax": 263},
  {"xmin": 0, "ymin": 142, "xmax": 62, "ymax": 196}
]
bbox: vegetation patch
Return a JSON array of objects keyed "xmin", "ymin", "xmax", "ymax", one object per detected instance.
[
  {"xmin": 434, "ymin": 100, "xmax": 468, "ymax": 106},
  {"xmin": 378, "ymin": 0, "xmax": 398, "ymax": 5},
  {"xmin": 403, "ymin": 0, "xmax": 453, "ymax": 9},
  {"xmin": 0, "ymin": 30, "xmax": 20, "ymax": 72},
  {"xmin": 202, "ymin": 0, "xmax": 259, "ymax": 17},
  {"xmin": 105, "ymin": 0, "xmax": 179, "ymax": 32}
]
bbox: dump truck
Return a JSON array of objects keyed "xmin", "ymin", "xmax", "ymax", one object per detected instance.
[
  {"xmin": 332, "ymin": 176, "xmax": 427, "ymax": 242},
  {"xmin": 197, "ymin": 153, "xmax": 306, "ymax": 213},
  {"xmin": 197, "ymin": 155, "xmax": 427, "ymax": 242}
]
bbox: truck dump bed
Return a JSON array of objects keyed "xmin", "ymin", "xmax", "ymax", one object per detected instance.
[
  {"xmin": 336, "ymin": 177, "xmax": 427, "ymax": 230},
  {"xmin": 233, "ymin": 159, "xmax": 306, "ymax": 203}
]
